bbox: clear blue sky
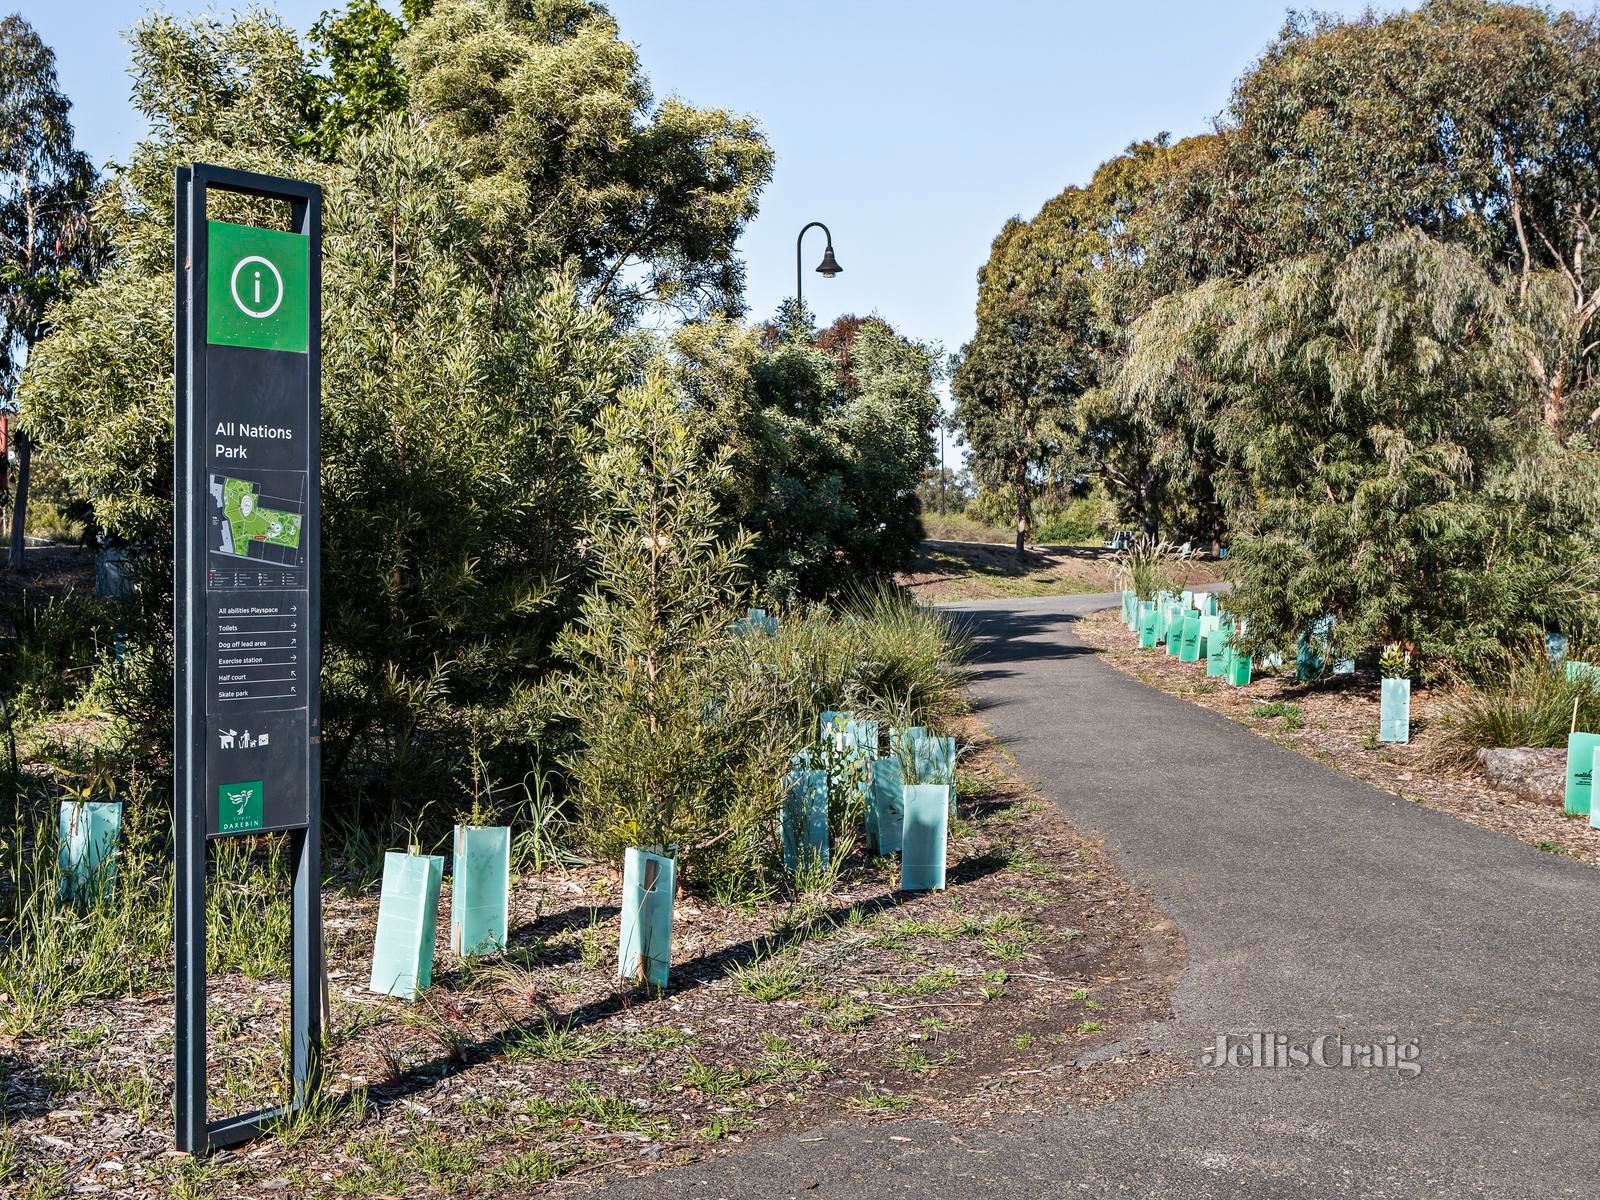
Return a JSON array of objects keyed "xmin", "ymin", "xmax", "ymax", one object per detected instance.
[{"xmin": 26, "ymin": 0, "xmax": 1430, "ymax": 389}]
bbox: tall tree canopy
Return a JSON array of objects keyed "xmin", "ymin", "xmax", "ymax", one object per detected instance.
[
  {"xmin": 953, "ymin": 198, "xmax": 1098, "ymax": 551},
  {"xmin": 400, "ymin": 0, "xmax": 772, "ymax": 322},
  {"xmin": 673, "ymin": 305, "xmax": 941, "ymax": 600},
  {"xmin": 0, "ymin": 14, "xmax": 98, "ymax": 565},
  {"xmin": 961, "ymin": 0, "xmax": 1600, "ymax": 662},
  {"xmin": 19, "ymin": 4, "xmax": 772, "ymax": 813}
]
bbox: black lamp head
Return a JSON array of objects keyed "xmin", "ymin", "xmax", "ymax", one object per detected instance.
[{"xmin": 815, "ymin": 245, "xmax": 842, "ymax": 278}]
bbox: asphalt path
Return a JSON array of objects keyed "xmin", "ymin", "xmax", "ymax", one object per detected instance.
[{"xmin": 593, "ymin": 592, "xmax": 1600, "ymax": 1198}]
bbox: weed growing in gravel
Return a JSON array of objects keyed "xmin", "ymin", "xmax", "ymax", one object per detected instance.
[
  {"xmin": 980, "ymin": 969, "xmax": 1009, "ymax": 1000},
  {"xmin": 491, "ymin": 1149, "xmax": 562, "ymax": 1185},
  {"xmin": 683, "ymin": 1054, "xmax": 773, "ymax": 1096},
  {"xmin": 698, "ymin": 1116, "xmax": 755, "ymax": 1142},
  {"xmin": 895, "ymin": 966, "xmax": 959, "ymax": 996},
  {"xmin": 892, "ymin": 1042, "xmax": 951, "ymax": 1073},
  {"xmin": 759, "ymin": 1034, "xmax": 831, "ymax": 1075}
]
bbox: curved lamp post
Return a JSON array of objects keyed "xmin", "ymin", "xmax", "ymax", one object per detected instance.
[{"xmin": 795, "ymin": 221, "xmax": 842, "ymax": 310}]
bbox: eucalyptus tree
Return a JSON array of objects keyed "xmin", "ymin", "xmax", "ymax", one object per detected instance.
[
  {"xmin": 0, "ymin": 15, "xmax": 97, "ymax": 566},
  {"xmin": 953, "ymin": 201, "xmax": 1098, "ymax": 552},
  {"xmin": 400, "ymin": 0, "xmax": 773, "ymax": 324}
]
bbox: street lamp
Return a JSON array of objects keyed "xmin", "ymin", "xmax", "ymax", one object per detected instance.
[{"xmin": 795, "ymin": 221, "xmax": 841, "ymax": 310}]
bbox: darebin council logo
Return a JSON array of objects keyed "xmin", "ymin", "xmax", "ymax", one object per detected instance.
[
  {"xmin": 206, "ymin": 220, "xmax": 309, "ymax": 354},
  {"xmin": 218, "ymin": 780, "xmax": 264, "ymax": 834}
]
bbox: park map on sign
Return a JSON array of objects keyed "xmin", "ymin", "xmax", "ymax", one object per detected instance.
[{"xmin": 212, "ymin": 475, "xmax": 303, "ymax": 557}]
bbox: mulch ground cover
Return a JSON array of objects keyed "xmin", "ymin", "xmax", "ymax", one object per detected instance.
[
  {"xmin": 1, "ymin": 716, "xmax": 1185, "ymax": 1199},
  {"xmin": 1075, "ymin": 608, "xmax": 1600, "ymax": 869}
]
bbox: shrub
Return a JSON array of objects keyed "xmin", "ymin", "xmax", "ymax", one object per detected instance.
[
  {"xmin": 549, "ymin": 371, "xmax": 791, "ymax": 895},
  {"xmin": 1113, "ymin": 535, "xmax": 1185, "ymax": 600},
  {"xmin": 1434, "ymin": 643, "xmax": 1600, "ymax": 764},
  {"xmin": 746, "ymin": 587, "xmax": 968, "ymax": 735}
]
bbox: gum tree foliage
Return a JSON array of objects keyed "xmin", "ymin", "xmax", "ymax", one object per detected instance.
[
  {"xmin": 963, "ymin": 1, "xmax": 1600, "ymax": 664},
  {"xmin": 0, "ymin": 15, "xmax": 98, "ymax": 565},
  {"xmin": 672, "ymin": 304, "xmax": 941, "ymax": 600},
  {"xmin": 303, "ymin": 0, "xmax": 412, "ymax": 158},
  {"xmin": 953, "ymin": 201, "xmax": 1097, "ymax": 552},
  {"xmin": 1123, "ymin": 230, "xmax": 1600, "ymax": 667},
  {"xmin": 549, "ymin": 371, "xmax": 786, "ymax": 891},
  {"xmin": 399, "ymin": 0, "xmax": 773, "ymax": 324},
  {"xmin": 19, "ymin": 6, "xmax": 778, "ymax": 822},
  {"xmin": 1139, "ymin": 1, "xmax": 1600, "ymax": 434}
]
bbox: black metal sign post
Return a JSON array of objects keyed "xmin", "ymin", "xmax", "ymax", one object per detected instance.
[{"xmin": 174, "ymin": 163, "xmax": 322, "ymax": 1153}]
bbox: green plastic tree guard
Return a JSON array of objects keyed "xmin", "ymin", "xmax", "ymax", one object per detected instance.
[
  {"xmin": 1179, "ymin": 613, "xmax": 1203, "ymax": 662},
  {"xmin": 820, "ymin": 711, "xmax": 879, "ymax": 759},
  {"xmin": 890, "ymin": 726, "xmax": 927, "ymax": 767},
  {"xmin": 1591, "ymin": 747, "xmax": 1600, "ymax": 831},
  {"xmin": 731, "ymin": 607, "xmax": 779, "ymax": 636},
  {"xmin": 910, "ymin": 733, "xmax": 958, "ymax": 817},
  {"xmin": 1122, "ymin": 590, "xmax": 1136, "ymax": 626},
  {"xmin": 899, "ymin": 784, "xmax": 949, "ymax": 891},
  {"xmin": 369, "ymin": 850, "xmax": 445, "ymax": 999},
  {"xmin": 1139, "ymin": 607, "xmax": 1158, "ymax": 649},
  {"xmin": 1228, "ymin": 654, "xmax": 1253, "ymax": 687},
  {"xmin": 1564, "ymin": 731, "xmax": 1600, "ymax": 817},
  {"xmin": 1565, "ymin": 660, "xmax": 1600, "ymax": 689},
  {"xmin": 870, "ymin": 757, "xmax": 906, "ymax": 856},
  {"xmin": 451, "ymin": 824, "xmax": 511, "ymax": 956},
  {"xmin": 1166, "ymin": 613, "xmax": 1186, "ymax": 656},
  {"xmin": 1379, "ymin": 679, "xmax": 1411, "ymax": 744},
  {"xmin": 782, "ymin": 767, "xmax": 830, "ymax": 873},
  {"xmin": 57, "ymin": 800, "xmax": 122, "ymax": 904},
  {"xmin": 1205, "ymin": 626, "xmax": 1230, "ymax": 677},
  {"xmin": 618, "ymin": 846, "xmax": 675, "ymax": 988}
]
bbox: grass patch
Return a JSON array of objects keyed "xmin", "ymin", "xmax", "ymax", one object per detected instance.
[{"xmin": 1248, "ymin": 701, "xmax": 1304, "ymax": 731}]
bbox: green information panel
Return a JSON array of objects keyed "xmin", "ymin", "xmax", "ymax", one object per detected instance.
[
  {"xmin": 206, "ymin": 220, "xmax": 310, "ymax": 353},
  {"xmin": 216, "ymin": 780, "xmax": 264, "ymax": 834}
]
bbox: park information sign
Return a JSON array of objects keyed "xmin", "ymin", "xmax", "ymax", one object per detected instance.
[{"xmin": 174, "ymin": 164, "xmax": 322, "ymax": 1153}]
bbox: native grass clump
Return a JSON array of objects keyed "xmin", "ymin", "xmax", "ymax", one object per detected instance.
[{"xmin": 1434, "ymin": 643, "xmax": 1600, "ymax": 764}]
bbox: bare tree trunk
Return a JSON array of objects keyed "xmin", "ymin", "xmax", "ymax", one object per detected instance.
[
  {"xmin": 1013, "ymin": 459, "xmax": 1028, "ymax": 554},
  {"xmin": 9, "ymin": 429, "xmax": 30, "ymax": 569}
]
